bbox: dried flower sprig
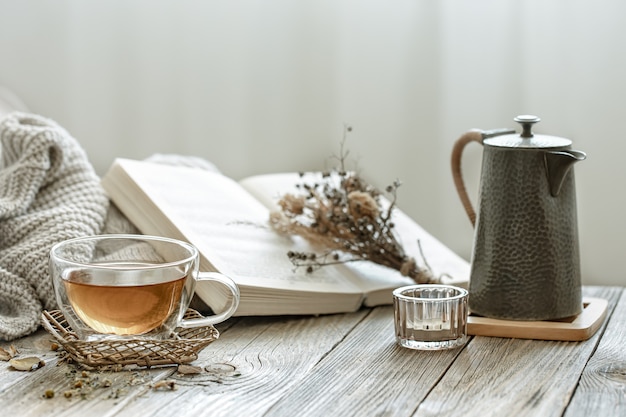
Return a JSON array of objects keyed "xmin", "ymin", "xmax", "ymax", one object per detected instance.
[{"xmin": 269, "ymin": 125, "xmax": 438, "ymax": 284}]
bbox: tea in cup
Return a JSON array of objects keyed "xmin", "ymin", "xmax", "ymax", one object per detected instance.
[{"xmin": 49, "ymin": 234, "xmax": 240, "ymax": 341}]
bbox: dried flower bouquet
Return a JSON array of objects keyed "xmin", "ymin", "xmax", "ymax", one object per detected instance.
[{"xmin": 269, "ymin": 126, "xmax": 439, "ymax": 284}]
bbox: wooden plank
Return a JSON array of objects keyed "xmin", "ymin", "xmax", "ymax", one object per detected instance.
[
  {"xmin": 264, "ymin": 306, "xmax": 465, "ymax": 417},
  {"xmin": 83, "ymin": 311, "xmax": 368, "ymax": 417},
  {"xmin": 412, "ymin": 286, "xmax": 622, "ymax": 417},
  {"xmin": 565, "ymin": 287, "xmax": 626, "ymax": 417},
  {"xmin": 1, "ymin": 286, "xmax": 621, "ymax": 416},
  {"xmin": 0, "ymin": 330, "xmax": 176, "ymax": 416}
]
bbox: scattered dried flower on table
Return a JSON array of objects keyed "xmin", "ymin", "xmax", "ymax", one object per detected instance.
[
  {"xmin": 152, "ymin": 380, "xmax": 177, "ymax": 391},
  {"xmin": 0, "ymin": 345, "xmax": 18, "ymax": 361},
  {"xmin": 269, "ymin": 125, "xmax": 439, "ymax": 284}
]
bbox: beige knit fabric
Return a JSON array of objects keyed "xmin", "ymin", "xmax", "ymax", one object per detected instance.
[{"xmin": 0, "ymin": 112, "xmax": 136, "ymax": 341}]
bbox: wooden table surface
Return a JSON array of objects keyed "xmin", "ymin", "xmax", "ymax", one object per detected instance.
[{"xmin": 0, "ymin": 285, "xmax": 624, "ymax": 417}]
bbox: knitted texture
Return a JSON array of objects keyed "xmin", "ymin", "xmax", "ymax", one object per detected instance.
[{"xmin": 0, "ymin": 112, "xmax": 112, "ymax": 341}]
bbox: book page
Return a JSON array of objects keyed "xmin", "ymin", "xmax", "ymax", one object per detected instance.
[
  {"xmin": 239, "ymin": 172, "xmax": 327, "ymax": 212},
  {"xmin": 239, "ymin": 171, "xmax": 470, "ymax": 291},
  {"xmin": 105, "ymin": 159, "xmax": 364, "ymax": 295}
]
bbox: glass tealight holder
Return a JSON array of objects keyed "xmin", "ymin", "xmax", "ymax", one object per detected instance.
[{"xmin": 393, "ymin": 284, "xmax": 468, "ymax": 350}]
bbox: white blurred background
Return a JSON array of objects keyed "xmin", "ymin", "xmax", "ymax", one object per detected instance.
[{"xmin": 0, "ymin": 1, "xmax": 624, "ymax": 286}]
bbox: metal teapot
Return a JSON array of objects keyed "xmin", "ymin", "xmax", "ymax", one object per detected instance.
[{"xmin": 451, "ymin": 115, "xmax": 586, "ymax": 320}]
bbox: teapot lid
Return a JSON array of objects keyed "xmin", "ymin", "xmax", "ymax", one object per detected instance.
[{"xmin": 483, "ymin": 115, "xmax": 572, "ymax": 149}]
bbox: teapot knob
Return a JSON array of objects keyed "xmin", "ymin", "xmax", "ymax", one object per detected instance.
[{"xmin": 514, "ymin": 115, "xmax": 541, "ymax": 138}]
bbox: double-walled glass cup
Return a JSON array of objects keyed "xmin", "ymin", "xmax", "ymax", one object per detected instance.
[{"xmin": 50, "ymin": 234, "xmax": 240, "ymax": 341}]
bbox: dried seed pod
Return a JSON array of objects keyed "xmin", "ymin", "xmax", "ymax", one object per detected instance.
[{"xmin": 10, "ymin": 356, "xmax": 45, "ymax": 371}]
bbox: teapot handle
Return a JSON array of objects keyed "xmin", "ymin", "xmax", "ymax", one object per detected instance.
[
  {"xmin": 451, "ymin": 128, "xmax": 515, "ymax": 227},
  {"xmin": 451, "ymin": 130, "xmax": 483, "ymax": 227}
]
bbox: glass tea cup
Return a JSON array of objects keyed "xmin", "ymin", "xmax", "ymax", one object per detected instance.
[
  {"xmin": 49, "ymin": 234, "xmax": 240, "ymax": 341},
  {"xmin": 393, "ymin": 284, "xmax": 468, "ymax": 350}
]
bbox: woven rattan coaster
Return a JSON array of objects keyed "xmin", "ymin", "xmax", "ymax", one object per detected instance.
[{"xmin": 41, "ymin": 309, "xmax": 219, "ymax": 369}]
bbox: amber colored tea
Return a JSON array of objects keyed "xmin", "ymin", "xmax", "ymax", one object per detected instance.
[{"xmin": 64, "ymin": 270, "xmax": 186, "ymax": 335}]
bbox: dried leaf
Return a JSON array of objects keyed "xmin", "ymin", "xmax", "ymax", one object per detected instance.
[
  {"xmin": 9, "ymin": 356, "xmax": 45, "ymax": 371},
  {"xmin": 177, "ymin": 364, "xmax": 202, "ymax": 375}
]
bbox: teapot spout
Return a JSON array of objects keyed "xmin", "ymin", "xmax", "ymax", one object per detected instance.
[{"xmin": 544, "ymin": 150, "xmax": 586, "ymax": 197}]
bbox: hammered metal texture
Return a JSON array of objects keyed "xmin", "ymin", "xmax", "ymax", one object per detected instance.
[{"xmin": 468, "ymin": 146, "xmax": 583, "ymax": 320}]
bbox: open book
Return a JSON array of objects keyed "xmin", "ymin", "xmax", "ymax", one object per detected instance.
[{"xmin": 101, "ymin": 158, "xmax": 469, "ymax": 316}]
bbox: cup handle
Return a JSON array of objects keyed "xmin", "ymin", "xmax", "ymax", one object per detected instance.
[
  {"xmin": 179, "ymin": 272, "xmax": 240, "ymax": 328},
  {"xmin": 451, "ymin": 129, "xmax": 484, "ymax": 227}
]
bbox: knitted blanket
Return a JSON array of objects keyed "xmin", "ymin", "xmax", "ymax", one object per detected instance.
[{"xmin": 0, "ymin": 112, "xmax": 137, "ymax": 341}]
